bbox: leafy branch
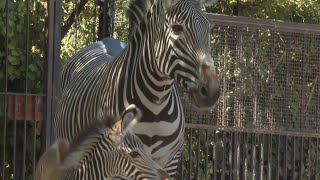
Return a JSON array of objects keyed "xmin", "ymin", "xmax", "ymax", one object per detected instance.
[{"xmin": 61, "ymin": 0, "xmax": 89, "ymax": 40}]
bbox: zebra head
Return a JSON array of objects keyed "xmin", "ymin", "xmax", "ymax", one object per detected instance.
[
  {"xmin": 35, "ymin": 105, "xmax": 169, "ymax": 180},
  {"xmin": 156, "ymin": 0, "xmax": 220, "ymax": 109},
  {"xmin": 116, "ymin": 104, "xmax": 170, "ymax": 180}
]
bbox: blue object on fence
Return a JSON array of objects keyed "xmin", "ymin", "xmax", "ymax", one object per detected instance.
[{"xmin": 100, "ymin": 37, "xmax": 127, "ymax": 57}]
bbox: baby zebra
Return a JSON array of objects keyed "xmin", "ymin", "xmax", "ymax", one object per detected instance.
[{"xmin": 35, "ymin": 105, "xmax": 169, "ymax": 180}]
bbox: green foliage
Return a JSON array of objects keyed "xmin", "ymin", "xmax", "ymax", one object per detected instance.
[
  {"xmin": 205, "ymin": 0, "xmax": 320, "ymax": 24},
  {"xmin": 0, "ymin": 1, "xmax": 46, "ymax": 179},
  {"xmin": 60, "ymin": 0, "xmax": 97, "ymax": 63},
  {"xmin": 0, "ymin": 0, "xmax": 5, "ymax": 9},
  {"xmin": 114, "ymin": 0, "xmax": 129, "ymax": 42},
  {"xmin": 60, "ymin": 0, "xmax": 130, "ymax": 63},
  {"xmin": 0, "ymin": 0, "xmax": 46, "ymax": 93},
  {"xmin": 241, "ymin": 0, "xmax": 320, "ymax": 24}
]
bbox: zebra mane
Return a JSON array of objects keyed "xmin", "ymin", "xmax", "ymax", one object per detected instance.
[
  {"xmin": 126, "ymin": 0, "xmax": 213, "ymax": 37},
  {"xmin": 126, "ymin": 0, "xmax": 153, "ymax": 38},
  {"xmin": 61, "ymin": 116, "xmax": 119, "ymax": 168}
]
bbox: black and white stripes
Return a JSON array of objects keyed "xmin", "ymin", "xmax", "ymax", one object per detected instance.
[
  {"xmin": 37, "ymin": 105, "xmax": 169, "ymax": 180},
  {"xmin": 54, "ymin": 0, "xmax": 219, "ymax": 178}
]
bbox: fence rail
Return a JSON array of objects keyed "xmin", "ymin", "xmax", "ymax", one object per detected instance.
[{"xmin": 205, "ymin": 13, "xmax": 320, "ymax": 34}]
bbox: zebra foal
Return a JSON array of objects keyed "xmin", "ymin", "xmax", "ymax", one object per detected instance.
[
  {"xmin": 36, "ymin": 105, "xmax": 169, "ymax": 180},
  {"xmin": 55, "ymin": 0, "xmax": 220, "ymax": 177}
]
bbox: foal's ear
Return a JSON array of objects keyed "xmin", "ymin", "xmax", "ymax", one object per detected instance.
[
  {"xmin": 35, "ymin": 139, "xmax": 70, "ymax": 180},
  {"xmin": 199, "ymin": 0, "xmax": 219, "ymax": 6},
  {"xmin": 57, "ymin": 139, "xmax": 70, "ymax": 162},
  {"xmin": 120, "ymin": 104, "xmax": 142, "ymax": 135}
]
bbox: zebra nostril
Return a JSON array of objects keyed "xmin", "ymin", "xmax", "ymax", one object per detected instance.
[{"xmin": 200, "ymin": 86, "xmax": 208, "ymax": 97}]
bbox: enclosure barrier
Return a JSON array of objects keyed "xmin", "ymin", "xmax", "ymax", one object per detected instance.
[
  {"xmin": 176, "ymin": 13, "xmax": 320, "ymax": 180},
  {"xmin": 1, "ymin": 1, "xmax": 320, "ymax": 179}
]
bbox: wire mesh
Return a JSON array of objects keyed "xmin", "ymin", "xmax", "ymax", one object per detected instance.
[{"xmin": 181, "ymin": 14, "xmax": 320, "ymax": 137}]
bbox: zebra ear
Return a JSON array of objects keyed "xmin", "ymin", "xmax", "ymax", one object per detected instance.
[
  {"xmin": 120, "ymin": 104, "xmax": 142, "ymax": 135},
  {"xmin": 57, "ymin": 139, "xmax": 70, "ymax": 162},
  {"xmin": 199, "ymin": 0, "xmax": 219, "ymax": 6},
  {"xmin": 35, "ymin": 139, "xmax": 70, "ymax": 180}
]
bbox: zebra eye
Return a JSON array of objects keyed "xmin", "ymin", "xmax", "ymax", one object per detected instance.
[{"xmin": 171, "ymin": 24, "xmax": 183, "ymax": 35}]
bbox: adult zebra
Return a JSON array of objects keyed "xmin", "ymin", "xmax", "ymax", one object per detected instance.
[
  {"xmin": 36, "ymin": 105, "xmax": 169, "ymax": 180},
  {"xmin": 55, "ymin": 0, "xmax": 219, "ymax": 177}
]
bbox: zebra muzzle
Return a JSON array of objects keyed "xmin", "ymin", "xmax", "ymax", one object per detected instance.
[{"xmin": 191, "ymin": 63, "xmax": 220, "ymax": 109}]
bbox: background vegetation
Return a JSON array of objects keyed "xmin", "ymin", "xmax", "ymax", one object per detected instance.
[{"xmin": 0, "ymin": 0, "xmax": 320, "ymax": 179}]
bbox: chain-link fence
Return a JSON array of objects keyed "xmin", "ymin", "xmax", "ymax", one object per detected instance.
[
  {"xmin": 177, "ymin": 14, "xmax": 320, "ymax": 180},
  {"xmin": 183, "ymin": 14, "xmax": 320, "ymax": 137}
]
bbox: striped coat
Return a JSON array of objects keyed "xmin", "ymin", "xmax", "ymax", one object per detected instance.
[
  {"xmin": 55, "ymin": 0, "xmax": 220, "ymax": 177},
  {"xmin": 37, "ymin": 105, "xmax": 169, "ymax": 180}
]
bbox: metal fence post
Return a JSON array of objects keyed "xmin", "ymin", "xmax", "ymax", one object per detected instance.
[{"xmin": 44, "ymin": 0, "xmax": 61, "ymax": 151}]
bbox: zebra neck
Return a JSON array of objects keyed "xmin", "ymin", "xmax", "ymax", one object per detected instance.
[
  {"xmin": 121, "ymin": 0, "xmax": 176, "ymax": 114},
  {"xmin": 60, "ymin": 130, "xmax": 111, "ymax": 169},
  {"xmin": 122, "ymin": 47, "xmax": 175, "ymax": 114}
]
